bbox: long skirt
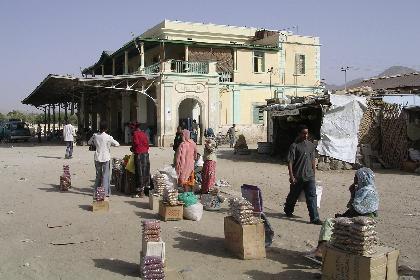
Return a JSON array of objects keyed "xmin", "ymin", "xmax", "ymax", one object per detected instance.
[
  {"xmin": 134, "ymin": 153, "xmax": 150, "ymax": 192},
  {"xmin": 201, "ymin": 160, "xmax": 216, "ymax": 194}
]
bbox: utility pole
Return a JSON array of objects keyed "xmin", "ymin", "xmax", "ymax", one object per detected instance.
[{"xmin": 341, "ymin": 66, "xmax": 350, "ymax": 91}]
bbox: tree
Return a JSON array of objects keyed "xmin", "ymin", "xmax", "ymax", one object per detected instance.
[
  {"xmin": 7, "ymin": 110, "xmax": 26, "ymax": 121},
  {"xmin": 0, "ymin": 113, "xmax": 6, "ymax": 122}
]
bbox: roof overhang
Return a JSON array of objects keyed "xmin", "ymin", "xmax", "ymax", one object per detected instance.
[{"xmin": 22, "ymin": 74, "xmax": 159, "ymax": 107}]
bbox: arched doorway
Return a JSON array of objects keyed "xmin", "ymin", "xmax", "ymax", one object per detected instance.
[{"xmin": 178, "ymin": 98, "xmax": 203, "ymax": 143}]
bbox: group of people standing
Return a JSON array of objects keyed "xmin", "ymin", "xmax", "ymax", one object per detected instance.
[
  {"xmin": 173, "ymin": 126, "xmax": 217, "ymax": 194},
  {"xmin": 87, "ymin": 121, "xmax": 150, "ymax": 199}
]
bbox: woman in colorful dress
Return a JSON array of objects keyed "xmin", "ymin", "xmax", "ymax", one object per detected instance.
[
  {"xmin": 201, "ymin": 138, "xmax": 217, "ymax": 194},
  {"xmin": 175, "ymin": 130, "xmax": 197, "ymax": 192}
]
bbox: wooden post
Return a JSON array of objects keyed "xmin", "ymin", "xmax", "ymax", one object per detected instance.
[
  {"xmin": 47, "ymin": 105, "xmax": 51, "ymax": 135},
  {"xmin": 52, "ymin": 104, "xmax": 56, "ymax": 132},
  {"xmin": 112, "ymin": 58, "xmax": 116, "ymax": 76},
  {"xmin": 43, "ymin": 107, "xmax": 47, "ymax": 137},
  {"xmin": 124, "ymin": 51, "xmax": 129, "ymax": 74},
  {"xmin": 65, "ymin": 103, "xmax": 68, "ymax": 123},
  {"xmin": 140, "ymin": 42, "xmax": 145, "ymax": 70},
  {"xmin": 58, "ymin": 104, "xmax": 61, "ymax": 129}
]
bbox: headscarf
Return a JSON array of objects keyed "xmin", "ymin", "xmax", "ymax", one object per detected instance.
[
  {"xmin": 176, "ymin": 130, "xmax": 197, "ymax": 182},
  {"xmin": 352, "ymin": 167, "xmax": 379, "ymax": 214}
]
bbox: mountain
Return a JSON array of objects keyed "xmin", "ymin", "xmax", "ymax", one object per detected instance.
[{"xmin": 325, "ymin": 66, "xmax": 417, "ymax": 91}]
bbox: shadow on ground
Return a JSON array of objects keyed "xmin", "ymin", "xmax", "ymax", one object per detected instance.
[
  {"xmin": 126, "ymin": 200, "xmax": 149, "ymax": 209},
  {"xmin": 93, "ymin": 258, "xmax": 139, "ymax": 277},
  {"xmin": 173, "ymin": 231, "xmax": 230, "ymax": 258},
  {"xmin": 216, "ymin": 149, "xmax": 285, "ymax": 165},
  {"xmin": 245, "ymin": 269, "xmax": 320, "ymax": 280},
  {"xmin": 245, "ymin": 247, "xmax": 321, "ymax": 280},
  {"xmin": 38, "ymin": 184, "xmax": 93, "ymax": 197},
  {"xmin": 135, "ymin": 211, "xmax": 159, "ymax": 219},
  {"xmin": 79, "ymin": 205, "xmax": 92, "ymax": 212}
]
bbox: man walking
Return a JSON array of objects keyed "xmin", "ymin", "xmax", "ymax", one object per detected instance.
[
  {"xmin": 227, "ymin": 124, "xmax": 236, "ymax": 148},
  {"xmin": 63, "ymin": 121, "xmax": 75, "ymax": 159},
  {"xmin": 284, "ymin": 125, "xmax": 322, "ymax": 225},
  {"xmin": 88, "ymin": 121, "xmax": 120, "ymax": 200},
  {"xmin": 131, "ymin": 123, "xmax": 150, "ymax": 198}
]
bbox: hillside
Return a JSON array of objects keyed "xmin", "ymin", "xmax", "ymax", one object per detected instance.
[{"xmin": 326, "ymin": 66, "xmax": 417, "ymax": 90}]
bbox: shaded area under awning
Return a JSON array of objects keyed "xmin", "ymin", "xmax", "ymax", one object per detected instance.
[{"xmin": 22, "ymin": 74, "xmax": 159, "ymax": 107}]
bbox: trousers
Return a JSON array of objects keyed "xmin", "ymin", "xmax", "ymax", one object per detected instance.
[
  {"xmin": 65, "ymin": 141, "xmax": 73, "ymax": 158},
  {"xmin": 94, "ymin": 161, "xmax": 110, "ymax": 197},
  {"xmin": 284, "ymin": 179, "xmax": 319, "ymax": 222}
]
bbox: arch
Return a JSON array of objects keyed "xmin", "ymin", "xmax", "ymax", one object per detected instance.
[{"xmin": 176, "ymin": 95, "xmax": 206, "ymax": 143}]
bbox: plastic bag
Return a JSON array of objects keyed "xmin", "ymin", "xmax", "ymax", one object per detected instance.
[
  {"xmin": 125, "ymin": 153, "xmax": 135, "ymax": 174},
  {"xmin": 183, "ymin": 202, "xmax": 203, "ymax": 221},
  {"xmin": 297, "ymin": 184, "xmax": 323, "ymax": 208},
  {"xmin": 158, "ymin": 165, "xmax": 178, "ymax": 186},
  {"xmin": 178, "ymin": 192, "xmax": 198, "ymax": 207}
]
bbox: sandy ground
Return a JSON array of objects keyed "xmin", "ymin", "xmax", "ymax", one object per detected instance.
[{"xmin": 0, "ymin": 141, "xmax": 419, "ymax": 280}]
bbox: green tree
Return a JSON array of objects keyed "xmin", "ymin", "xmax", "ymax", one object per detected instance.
[
  {"xmin": 0, "ymin": 112, "xmax": 6, "ymax": 122},
  {"xmin": 7, "ymin": 110, "xmax": 26, "ymax": 121}
]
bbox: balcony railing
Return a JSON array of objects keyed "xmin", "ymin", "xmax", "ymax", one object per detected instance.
[
  {"xmin": 172, "ymin": 60, "xmax": 209, "ymax": 74},
  {"xmin": 143, "ymin": 62, "xmax": 160, "ymax": 74},
  {"xmin": 219, "ymin": 72, "xmax": 233, "ymax": 82}
]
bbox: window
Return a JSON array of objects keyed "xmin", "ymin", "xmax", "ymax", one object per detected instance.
[
  {"xmin": 253, "ymin": 51, "xmax": 265, "ymax": 73},
  {"xmin": 295, "ymin": 54, "xmax": 306, "ymax": 75},
  {"xmin": 253, "ymin": 105, "xmax": 264, "ymax": 124}
]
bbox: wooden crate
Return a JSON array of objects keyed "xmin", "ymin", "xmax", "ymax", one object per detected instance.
[
  {"xmin": 92, "ymin": 200, "xmax": 109, "ymax": 212},
  {"xmin": 158, "ymin": 201, "xmax": 183, "ymax": 221},
  {"xmin": 224, "ymin": 216, "xmax": 265, "ymax": 260},
  {"xmin": 322, "ymin": 245, "xmax": 399, "ymax": 280}
]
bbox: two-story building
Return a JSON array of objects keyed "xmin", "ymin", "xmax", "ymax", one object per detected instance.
[{"xmin": 23, "ymin": 20, "xmax": 322, "ymax": 146}]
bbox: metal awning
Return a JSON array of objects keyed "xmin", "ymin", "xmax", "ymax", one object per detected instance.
[{"xmin": 22, "ymin": 73, "xmax": 159, "ymax": 107}]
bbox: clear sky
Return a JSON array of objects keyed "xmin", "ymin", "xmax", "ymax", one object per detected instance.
[{"xmin": 1, "ymin": 0, "xmax": 419, "ymax": 112}]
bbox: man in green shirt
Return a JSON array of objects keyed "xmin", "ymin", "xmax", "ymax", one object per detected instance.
[{"xmin": 284, "ymin": 125, "xmax": 322, "ymax": 225}]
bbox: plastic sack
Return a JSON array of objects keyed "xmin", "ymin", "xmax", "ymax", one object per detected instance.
[
  {"xmin": 178, "ymin": 192, "xmax": 198, "ymax": 207},
  {"xmin": 125, "ymin": 153, "xmax": 135, "ymax": 174},
  {"xmin": 158, "ymin": 165, "xmax": 178, "ymax": 186},
  {"xmin": 183, "ymin": 202, "xmax": 203, "ymax": 221},
  {"xmin": 298, "ymin": 184, "xmax": 323, "ymax": 208}
]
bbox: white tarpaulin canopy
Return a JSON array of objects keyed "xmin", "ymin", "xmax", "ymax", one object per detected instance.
[{"xmin": 317, "ymin": 94, "xmax": 367, "ymax": 163}]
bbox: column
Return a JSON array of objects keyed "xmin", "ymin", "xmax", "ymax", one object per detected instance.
[
  {"xmin": 140, "ymin": 42, "xmax": 145, "ymax": 70},
  {"xmin": 185, "ymin": 45, "xmax": 189, "ymax": 61},
  {"xmin": 64, "ymin": 103, "xmax": 68, "ymax": 123},
  {"xmin": 121, "ymin": 92, "xmax": 131, "ymax": 130},
  {"xmin": 47, "ymin": 105, "xmax": 51, "ymax": 135},
  {"xmin": 43, "ymin": 107, "xmax": 47, "ymax": 137},
  {"xmin": 52, "ymin": 104, "xmax": 56, "ymax": 131},
  {"xmin": 112, "ymin": 58, "xmax": 116, "ymax": 76},
  {"xmin": 233, "ymin": 49, "xmax": 238, "ymax": 71},
  {"xmin": 136, "ymin": 85, "xmax": 148, "ymax": 124},
  {"xmin": 124, "ymin": 51, "xmax": 129, "ymax": 74},
  {"xmin": 101, "ymin": 64, "xmax": 105, "ymax": 76},
  {"xmin": 232, "ymin": 89, "xmax": 240, "ymax": 124},
  {"xmin": 92, "ymin": 112, "xmax": 97, "ymax": 132},
  {"xmin": 58, "ymin": 104, "xmax": 61, "ymax": 129}
]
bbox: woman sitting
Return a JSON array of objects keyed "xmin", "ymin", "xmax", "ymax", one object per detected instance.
[{"xmin": 312, "ymin": 167, "xmax": 379, "ymax": 259}]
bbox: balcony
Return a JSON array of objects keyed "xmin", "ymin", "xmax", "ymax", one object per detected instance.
[{"xmin": 137, "ymin": 60, "xmax": 233, "ymax": 82}]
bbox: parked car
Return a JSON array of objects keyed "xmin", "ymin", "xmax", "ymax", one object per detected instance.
[{"xmin": 0, "ymin": 120, "xmax": 32, "ymax": 142}]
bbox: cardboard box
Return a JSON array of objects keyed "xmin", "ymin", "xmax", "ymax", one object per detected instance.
[
  {"xmin": 141, "ymin": 239, "xmax": 166, "ymax": 263},
  {"xmin": 158, "ymin": 201, "xmax": 183, "ymax": 221},
  {"xmin": 92, "ymin": 200, "xmax": 109, "ymax": 212},
  {"xmin": 149, "ymin": 192, "xmax": 161, "ymax": 211},
  {"xmin": 224, "ymin": 216, "xmax": 265, "ymax": 260},
  {"xmin": 322, "ymin": 245, "xmax": 399, "ymax": 280}
]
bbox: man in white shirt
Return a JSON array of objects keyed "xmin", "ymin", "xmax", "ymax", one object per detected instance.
[
  {"xmin": 63, "ymin": 121, "xmax": 76, "ymax": 159},
  {"xmin": 88, "ymin": 120, "xmax": 120, "ymax": 200}
]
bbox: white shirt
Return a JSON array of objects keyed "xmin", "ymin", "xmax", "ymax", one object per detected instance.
[
  {"xmin": 63, "ymin": 124, "xmax": 75, "ymax": 141},
  {"xmin": 88, "ymin": 132, "xmax": 120, "ymax": 162}
]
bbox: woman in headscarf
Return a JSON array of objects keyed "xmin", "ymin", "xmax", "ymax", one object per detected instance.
[
  {"xmin": 176, "ymin": 130, "xmax": 197, "ymax": 192},
  {"xmin": 311, "ymin": 167, "xmax": 379, "ymax": 261},
  {"xmin": 201, "ymin": 138, "xmax": 217, "ymax": 194}
]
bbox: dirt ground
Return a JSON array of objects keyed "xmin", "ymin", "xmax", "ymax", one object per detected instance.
[{"xmin": 0, "ymin": 141, "xmax": 419, "ymax": 280}]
